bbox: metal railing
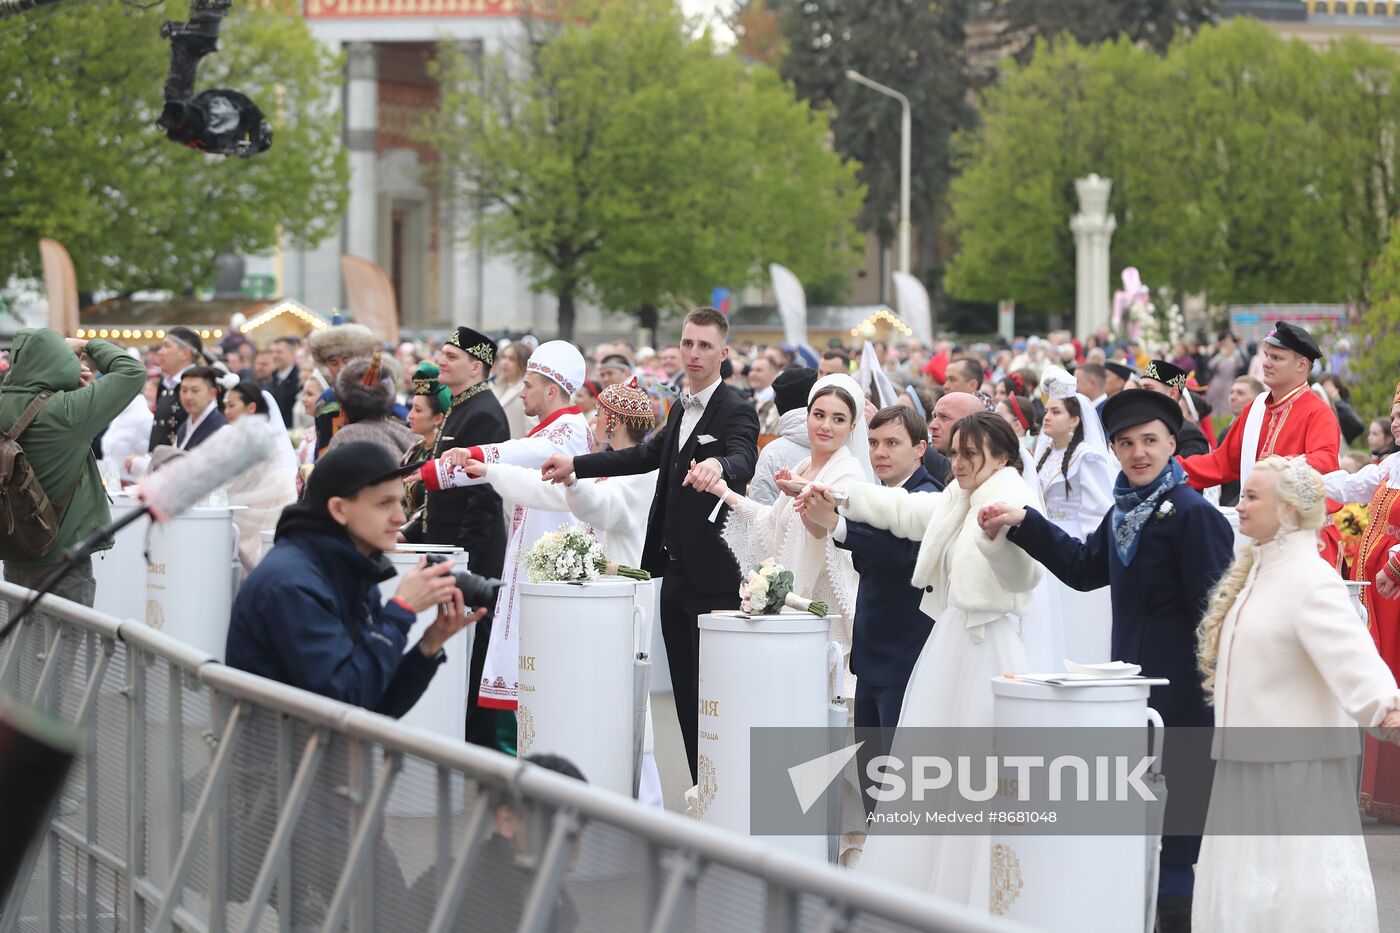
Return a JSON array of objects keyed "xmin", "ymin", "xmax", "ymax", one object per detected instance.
[{"xmin": 0, "ymin": 581, "xmax": 1027, "ymax": 933}]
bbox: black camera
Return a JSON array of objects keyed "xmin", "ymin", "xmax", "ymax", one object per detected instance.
[{"xmin": 425, "ymin": 554, "xmax": 503, "ymax": 611}]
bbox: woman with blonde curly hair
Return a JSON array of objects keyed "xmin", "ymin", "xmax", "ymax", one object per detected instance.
[{"xmin": 1193, "ymin": 456, "xmax": 1400, "ymax": 932}]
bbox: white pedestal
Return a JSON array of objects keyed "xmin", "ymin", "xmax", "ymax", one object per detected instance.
[
  {"xmin": 144, "ymin": 507, "xmax": 238, "ymax": 661},
  {"xmin": 381, "ymin": 546, "xmax": 472, "ymax": 818},
  {"xmin": 517, "ymin": 579, "xmax": 640, "ymax": 798},
  {"xmin": 380, "ymin": 547, "xmax": 473, "ymax": 738},
  {"xmin": 697, "ymin": 611, "xmax": 831, "ymax": 862},
  {"xmin": 93, "ymin": 496, "xmax": 149, "ymax": 622},
  {"xmin": 259, "ymin": 529, "xmax": 275, "ymax": 563},
  {"xmin": 990, "ymin": 678, "xmax": 1159, "ymax": 932}
]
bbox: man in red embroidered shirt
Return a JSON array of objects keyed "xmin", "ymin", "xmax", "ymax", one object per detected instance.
[
  {"xmin": 428, "ymin": 340, "xmax": 594, "ymax": 716},
  {"xmin": 1180, "ymin": 321, "xmax": 1339, "ymax": 491}
]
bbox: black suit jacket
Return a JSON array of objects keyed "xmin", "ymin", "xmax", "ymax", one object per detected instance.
[
  {"xmin": 837, "ymin": 465, "xmax": 941, "ymax": 688},
  {"xmin": 264, "ymin": 364, "xmax": 300, "ymax": 427},
  {"xmin": 149, "ymin": 376, "xmax": 188, "ymax": 451},
  {"xmin": 574, "ymin": 380, "xmax": 759, "ymax": 592},
  {"xmin": 177, "ymin": 409, "xmax": 228, "ymax": 450},
  {"xmin": 404, "ymin": 386, "xmax": 510, "ymax": 579}
]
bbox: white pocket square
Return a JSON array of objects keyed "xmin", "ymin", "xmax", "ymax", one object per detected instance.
[{"xmin": 697, "ymin": 434, "xmax": 718, "ymax": 445}]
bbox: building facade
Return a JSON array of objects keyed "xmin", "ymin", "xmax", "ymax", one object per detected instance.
[{"xmin": 253, "ymin": 0, "xmax": 637, "ymax": 340}]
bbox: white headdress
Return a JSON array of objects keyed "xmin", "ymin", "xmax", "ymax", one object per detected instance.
[
  {"xmin": 527, "ymin": 340, "xmax": 586, "ymax": 397},
  {"xmin": 1033, "ymin": 365, "xmax": 1109, "ymax": 462},
  {"xmin": 808, "ymin": 373, "xmax": 876, "ymax": 483}
]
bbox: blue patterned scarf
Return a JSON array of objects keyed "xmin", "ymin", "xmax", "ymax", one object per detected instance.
[{"xmin": 1110, "ymin": 459, "xmax": 1185, "ymax": 566}]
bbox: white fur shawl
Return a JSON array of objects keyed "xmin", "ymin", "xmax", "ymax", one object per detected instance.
[{"xmin": 843, "ymin": 465, "xmax": 1042, "ymax": 637}]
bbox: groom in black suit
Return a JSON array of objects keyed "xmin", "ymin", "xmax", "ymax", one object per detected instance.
[{"xmin": 542, "ymin": 307, "xmax": 759, "ymax": 782}]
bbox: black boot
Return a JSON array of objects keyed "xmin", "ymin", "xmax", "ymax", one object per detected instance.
[{"xmin": 1156, "ymin": 895, "xmax": 1192, "ymax": 933}]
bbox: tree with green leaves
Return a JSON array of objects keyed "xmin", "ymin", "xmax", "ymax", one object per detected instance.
[
  {"xmin": 427, "ymin": 0, "xmax": 862, "ymax": 339},
  {"xmin": 995, "ymin": 0, "xmax": 1219, "ymax": 61},
  {"xmin": 1354, "ymin": 219, "xmax": 1400, "ymax": 420},
  {"xmin": 779, "ymin": 0, "xmax": 975, "ymax": 301},
  {"xmin": 0, "ymin": 0, "xmax": 347, "ymax": 296},
  {"xmin": 945, "ymin": 19, "xmax": 1388, "ymax": 325}
]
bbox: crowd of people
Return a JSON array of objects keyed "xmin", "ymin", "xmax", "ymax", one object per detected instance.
[{"xmin": 6, "ymin": 307, "xmax": 1400, "ymax": 931}]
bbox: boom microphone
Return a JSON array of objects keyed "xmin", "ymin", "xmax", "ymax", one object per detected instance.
[
  {"xmin": 0, "ymin": 415, "xmax": 276, "ymax": 642},
  {"xmin": 137, "ymin": 413, "xmax": 275, "ymax": 521}
]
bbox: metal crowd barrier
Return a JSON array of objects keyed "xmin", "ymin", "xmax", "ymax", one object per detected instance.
[{"xmin": 0, "ymin": 581, "xmax": 1027, "ymax": 933}]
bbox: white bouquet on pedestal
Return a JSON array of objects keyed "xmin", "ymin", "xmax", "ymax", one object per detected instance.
[
  {"xmin": 739, "ymin": 558, "xmax": 827, "ymax": 616},
  {"xmin": 525, "ymin": 523, "xmax": 650, "ymax": 583}
]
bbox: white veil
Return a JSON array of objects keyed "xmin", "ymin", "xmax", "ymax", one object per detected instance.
[
  {"xmin": 809, "ymin": 373, "xmax": 876, "ymax": 483},
  {"xmin": 258, "ymin": 388, "xmax": 300, "ymax": 477},
  {"xmin": 1032, "ymin": 366, "xmax": 1108, "ymax": 462}
]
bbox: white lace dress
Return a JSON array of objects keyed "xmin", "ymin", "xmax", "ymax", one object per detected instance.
[
  {"xmin": 720, "ymin": 446, "xmax": 866, "ymax": 699},
  {"xmin": 1037, "ymin": 443, "xmax": 1115, "ymax": 665}
]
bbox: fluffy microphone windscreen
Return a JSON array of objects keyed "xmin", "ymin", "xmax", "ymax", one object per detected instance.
[{"xmin": 137, "ymin": 415, "xmax": 277, "ymax": 521}]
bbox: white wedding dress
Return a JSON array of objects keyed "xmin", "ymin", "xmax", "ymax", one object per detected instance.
[
  {"xmin": 1037, "ymin": 443, "xmax": 1114, "ymax": 664},
  {"xmin": 844, "ymin": 466, "xmax": 1042, "ymax": 908}
]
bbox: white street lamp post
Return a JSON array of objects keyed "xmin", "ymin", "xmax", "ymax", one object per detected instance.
[{"xmin": 845, "ymin": 69, "xmax": 911, "ymax": 277}]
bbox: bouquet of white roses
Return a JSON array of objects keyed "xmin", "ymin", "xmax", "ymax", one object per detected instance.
[
  {"xmin": 739, "ymin": 559, "xmax": 828, "ymax": 616},
  {"xmin": 524, "ymin": 524, "xmax": 650, "ymax": 583}
]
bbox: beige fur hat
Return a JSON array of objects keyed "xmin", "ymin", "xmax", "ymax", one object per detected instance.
[{"xmin": 308, "ymin": 324, "xmax": 377, "ymax": 365}]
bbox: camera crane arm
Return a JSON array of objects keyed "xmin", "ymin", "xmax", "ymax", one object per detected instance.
[{"xmin": 1, "ymin": 0, "xmax": 271, "ymax": 156}]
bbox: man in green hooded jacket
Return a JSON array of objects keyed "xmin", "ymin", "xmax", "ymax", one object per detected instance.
[{"xmin": 0, "ymin": 329, "xmax": 146, "ymax": 603}]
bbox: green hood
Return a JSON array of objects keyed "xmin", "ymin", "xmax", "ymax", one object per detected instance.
[
  {"xmin": 0, "ymin": 332, "xmax": 146, "ymax": 569},
  {"xmin": 3, "ymin": 328, "xmax": 81, "ymax": 396}
]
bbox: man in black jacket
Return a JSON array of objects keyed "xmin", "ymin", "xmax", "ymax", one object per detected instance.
[
  {"xmin": 262, "ymin": 335, "xmax": 301, "ymax": 426},
  {"xmin": 541, "ymin": 308, "xmax": 759, "ymax": 782},
  {"xmin": 1140, "ymin": 360, "xmax": 1211, "ymax": 457},
  {"xmin": 147, "ymin": 326, "xmax": 203, "ymax": 450},
  {"xmin": 405, "ymin": 325, "xmax": 510, "ymax": 747}
]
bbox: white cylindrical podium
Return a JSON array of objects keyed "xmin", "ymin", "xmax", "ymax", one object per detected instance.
[
  {"xmin": 381, "ymin": 546, "xmax": 472, "ymax": 817},
  {"xmin": 517, "ymin": 579, "xmax": 639, "ymax": 797},
  {"xmin": 697, "ymin": 611, "xmax": 831, "ymax": 861},
  {"xmin": 380, "ymin": 547, "xmax": 473, "ymax": 738},
  {"xmin": 93, "ymin": 495, "xmax": 149, "ymax": 622},
  {"xmin": 259, "ymin": 529, "xmax": 275, "ymax": 563},
  {"xmin": 990, "ymin": 678, "xmax": 1159, "ymax": 932},
  {"xmin": 144, "ymin": 507, "xmax": 239, "ymax": 661}
]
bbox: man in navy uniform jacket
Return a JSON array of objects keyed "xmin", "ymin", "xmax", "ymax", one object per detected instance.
[{"xmin": 979, "ymin": 389, "xmax": 1234, "ymax": 933}]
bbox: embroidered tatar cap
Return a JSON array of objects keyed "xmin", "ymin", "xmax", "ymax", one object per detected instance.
[
  {"xmin": 1143, "ymin": 359, "xmax": 1188, "ymax": 391},
  {"xmin": 445, "ymin": 326, "xmax": 496, "ymax": 368},
  {"xmin": 598, "ymin": 376, "xmax": 657, "ymax": 429},
  {"xmin": 1391, "ymin": 378, "xmax": 1400, "ymax": 407},
  {"xmin": 527, "ymin": 340, "xmax": 586, "ymax": 397},
  {"xmin": 1038, "ymin": 365, "xmax": 1077, "ymax": 401},
  {"xmin": 411, "ymin": 362, "xmax": 451, "ymax": 413}
]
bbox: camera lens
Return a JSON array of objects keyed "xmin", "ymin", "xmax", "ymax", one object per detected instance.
[{"xmin": 425, "ymin": 554, "xmax": 502, "ymax": 612}]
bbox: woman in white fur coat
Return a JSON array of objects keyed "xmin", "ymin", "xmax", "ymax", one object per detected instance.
[
  {"xmin": 1193, "ymin": 456, "xmax": 1400, "ymax": 932},
  {"xmin": 798, "ymin": 411, "xmax": 1043, "ymax": 908}
]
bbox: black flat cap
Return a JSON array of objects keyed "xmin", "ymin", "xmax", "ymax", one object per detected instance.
[
  {"xmin": 1262, "ymin": 321, "xmax": 1322, "ymax": 362},
  {"xmin": 303, "ymin": 441, "xmax": 423, "ymax": 505},
  {"xmin": 1105, "ymin": 361, "xmax": 1137, "ymax": 382},
  {"xmin": 1101, "ymin": 389, "xmax": 1183, "ymax": 439}
]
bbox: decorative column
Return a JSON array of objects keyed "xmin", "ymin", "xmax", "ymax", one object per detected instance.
[
  {"xmin": 345, "ymin": 42, "xmax": 380, "ymax": 267},
  {"xmin": 1069, "ymin": 174, "xmax": 1116, "ymax": 339}
]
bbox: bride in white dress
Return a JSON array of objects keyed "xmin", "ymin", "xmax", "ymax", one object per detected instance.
[
  {"xmin": 1034, "ymin": 367, "xmax": 1114, "ymax": 664},
  {"xmin": 692, "ymin": 372, "xmax": 873, "ymax": 702},
  {"xmin": 799, "ymin": 411, "xmax": 1043, "ymax": 907}
]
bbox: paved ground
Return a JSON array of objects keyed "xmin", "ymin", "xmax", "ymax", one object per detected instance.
[{"xmin": 650, "ymin": 691, "xmax": 1400, "ymax": 930}]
